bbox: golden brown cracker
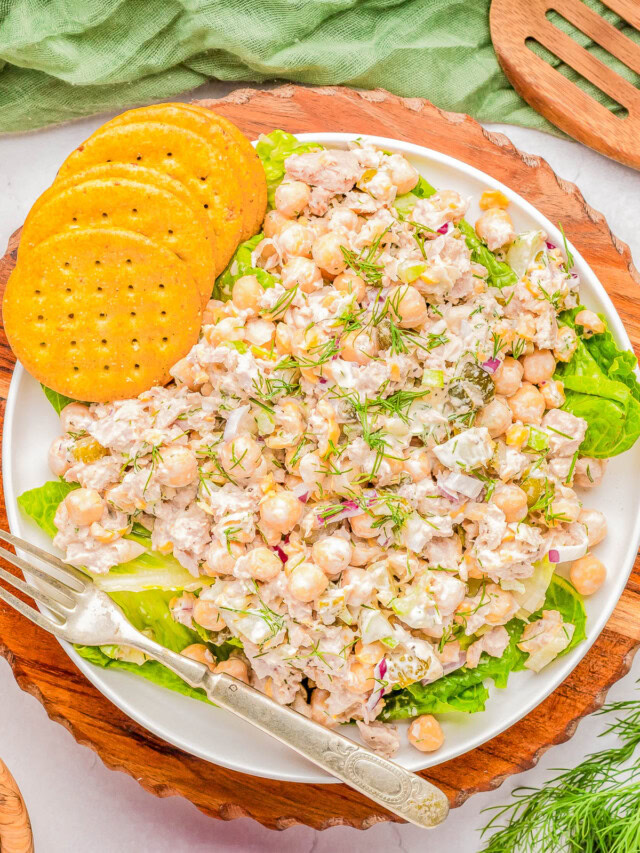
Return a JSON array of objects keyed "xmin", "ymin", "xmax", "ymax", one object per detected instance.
[
  {"xmin": 103, "ymin": 103, "xmax": 255, "ymax": 244},
  {"xmin": 20, "ymin": 177, "xmax": 214, "ymax": 308},
  {"xmin": 183, "ymin": 104, "xmax": 267, "ymax": 238},
  {"xmin": 57, "ymin": 121, "xmax": 243, "ymax": 273},
  {"xmin": 3, "ymin": 227, "xmax": 202, "ymax": 402}
]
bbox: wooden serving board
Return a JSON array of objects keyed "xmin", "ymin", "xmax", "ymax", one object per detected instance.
[{"xmin": 0, "ymin": 85, "xmax": 639, "ymax": 831}]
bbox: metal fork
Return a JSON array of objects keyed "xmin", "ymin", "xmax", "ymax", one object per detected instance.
[{"xmin": 0, "ymin": 529, "xmax": 449, "ymax": 828}]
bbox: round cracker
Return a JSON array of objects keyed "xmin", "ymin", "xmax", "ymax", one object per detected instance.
[
  {"xmin": 182, "ymin": 104, "xmax": 267, "ymax": 238},
  {"xmin": 57, "ymin": 122, "xmax": 244, "ymax": 273},
  {"xmin": 20, "ymin": 177, "xmax": 214, "ymax": 308},
  {"xmin": 103, "ymin": 103, "xmax": 256, "ymax": 243},
  {"xmin": 37, "ymin": 163, "xmax": 218, "ymax": 273},
  {"xmin": 3, "ymin": 227, "xmax": 201, "ymax": 402}
]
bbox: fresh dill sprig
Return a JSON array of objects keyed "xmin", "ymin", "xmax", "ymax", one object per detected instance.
[
  {"xmin": 557, "ymin": 222, "xmax": 575, "ymax": 274},
  {"xmin": 480, "ymin": 684, "xmax": 640, "ymax": 853},
  {"xmin": 339, "ymin": 224, "xmax": 392, "ymax": 286}
]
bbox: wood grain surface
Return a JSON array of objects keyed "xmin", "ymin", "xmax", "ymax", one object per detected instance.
[
  {"xmin": 0, "ymin": 759, "xmax": 33, "ymax": 853},
  {"xmin": 490, "ymin": 0, "xmax": 640, "ymax": 169},
  {"xmin": 0, "ymin": 85, "xmax": 639, "ymax": 831}
]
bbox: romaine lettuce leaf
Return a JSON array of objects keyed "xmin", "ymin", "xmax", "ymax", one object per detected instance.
[
  {"xmin": 556, "ymin": 309, "xmax": 640, "ymax": 457},
  {"xmin": 255, "ymin": 129, "xmax": 323, "ymax": 208},
  {"xmin": 213, "ymin": 232, "xmax": 276, "ymax": 301},
  {"xmin": 17, "ymin": 480, "xmax": 78, "ymax": 538},
  {"xmin": 381, "ymin": 575, "xmax": 585, "ymax": 720}
]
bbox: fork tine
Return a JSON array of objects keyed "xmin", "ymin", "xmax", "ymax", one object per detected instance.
[
  {"xmin": 0, "ymin": 583, "xmax": 65, "ymax": 635},
  {"xmin": 0, "ymin": 545, "xmax": 78, "ymax": 607},
  {"xmin": 0, "ymin": 529, "xmax": 87, "ymax": 589},
  {"xmin": 0, "ymin": 563, "xmax": 69, "ymax": 619}
]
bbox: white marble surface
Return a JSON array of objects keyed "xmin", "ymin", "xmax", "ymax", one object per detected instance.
[{"xmin": 1, "ymin": 82, "xmax": 639, "ymax": 852}]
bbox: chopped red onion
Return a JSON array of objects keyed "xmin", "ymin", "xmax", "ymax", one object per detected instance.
[
  {"xmin": 365, "ymin": 657, "xmax": 388, "ymax": 713},
  {"xmin": 480, "ymin": 356, "xmax": 500, "ymax": 375},
  {"xmin": 546, "ymin": 241, "xmax": 556, "ymax": 250},
  {"xmin": 298, "ymin": 492, "xmax": 309, "ymax": 503},
  {"xmin": 272, "ymin": 544, "xmax": 288, "ymax": 563},
  {"xmin": 548, "ymin": 549, "xmax": 560, "ymax": 563},
  {"xmin": 319, "ymin": 377, "xmax": 328, "ymax": 384},
  {"xmin": 437, "ymin": 222, "xmax": 451, "ymax": 235},
  {"xmin": 548, "ymin": 541, "xmax": 588, "ymax": 563}
]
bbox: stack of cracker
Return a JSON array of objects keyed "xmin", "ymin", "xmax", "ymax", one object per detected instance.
[{"xmin": 3, "ymin": 103, "xmax": 267, "ymax": 402}]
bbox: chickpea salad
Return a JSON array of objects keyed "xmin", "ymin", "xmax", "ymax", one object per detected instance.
[{"xmin": 19, "ymin": 131, "xmax": 640, "ymax": 760}]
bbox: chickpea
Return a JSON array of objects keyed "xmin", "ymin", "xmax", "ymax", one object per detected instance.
[
  {"xmin": 549, "ymin": 497, "xmax": 581, "ymax": 524},
  {"xmin": 181, "ymin": 643, "xmax": 215, "ymax": 671},
  {"xmin": 354, "ymin": 639, "xmax": 385, "ymax": 666},
  {"xmin": 403, "ymin": 449, "xmax": 432, "ymax": 482},
  {"xmin": 570, "ymin": 553, "xmax": 606, "ymax": 596},
  {"xmin": 232, "ymin": 275, "xmax": 263, "ymax": 313},
  {"xmin": 575, "ymin": 309, "xmax": 605, "ymax": 337},
  {"xmin": 275, "ymin": 323, "xmax": 293, "ymax": 354},
  {"xmin": 275, "ymin": 180, "xmax": 311, "ymax": 217},
  {"xmin": 388, "ymin": 285, "xmax": 428, "ymax": 329},
  {"xmin": 202, "ymin": 541, "xmax": 244, "ymax": 576},
  {"xmin": 578, "ymin": 507, "xmax": 607, "ymax": 547},
  {"xmin": 408, "ymin": 715, "xmax": 445, "ymax": 752},
  {"xmin": 574, "ymin": 457, "xmax": 607, "ymax": 489},
  {"xmin": 244, "ymin": 546, "xmax": 282, "ymax": 581},
  {"xmin": 288, "ymin": 561, "xmax": 329, "ymax": 602},
  {"xmin": 522, "ymin": 349, "xmax": 556, "ymax": 385},
  {"xmin": 345, "ymin": 660, "xmax": 376, "ymax": 694},
  {"xmin": 312, "ymin": 535, "xmax": 353, "ymax": 576},
  {"xmin": 349, "ymin": 512, "xmax": 379, "ymax": 540},
  {"xmin": 64, "ymin": 488, "xmax": 104, "ymax": 526},
  {"xmin": 328, "ymin": 208, "xmax": 359, "ymax": 234},
  {"xmin": 485, "ymin": 584, "xmax": 516, "ymax": 624},
  {"xmin": 278, "ymin": 222, "xmax": 313, "ymax": 258},
  {"xmin": 475, "ymin": 208, "xmax": 515, "ymax": 251},
  {"xmin": 554, "ymin": 326, "xmax": 578, "ymax": 363},
  {"xmin": 260, "ymin": 490, "xmax": 303, "ymax": 534},
  {"xmin": 476, "ymin": 396, "xmax": 512, "ymax": 438},
  {"xmin": 157, "ymin": 445, "xmax": 198, "ymax": 488},
  {"xmin": 350, "ymin": 543, "xmax": 384, "ymax": 567},
  {"xmin": 387, "ymin": 155, "xmax": 419, "ymax": 194},
  {"xmin": 245, "ymin": 318, "xmax": 276, "ymax": 347},
  {"xmin": 60, "ymin": 401, "xmax": 92, "ymax": 434},
  {"xmin": 341, "ymin": 329, "xmax": 376, "ymax": 365},
  {"xmin": 333, "ymin": 272, "xmax": 366, "ymax": 302},
  {"xmin": 507, "ymin": 382, "xmax": 545, "ymax": 425},
  {"xmin": 49, "ymin": 436, "xmax": 70, "ymax": 477},
  {"xmin": 491, "ymin": 483, "xmax": 528, "ymax": 523},
  {"xmin": 219, "ymin": 434, "xmax": 262, "ymax": 480},
  {"xmin": 432, "ymin": 189, "xmax": 465, "ymax": 220},
  {"xmin": 493, "ymin": 357, "xmax": 523, "ymax": 397},
  {"xmin": 193, "ymin": 599, "xmax": 226, "ymax": 631},
  {"xmin": 280, "ymin": 256, "xmax": 323, "ymax": 293},
  {"xmin": 214, "ymin": 658, "xmax": 249, "ymax": 683},
  {"xmin": 310, "ymin": 688, "xmax": 336, "ymax": 727},
  {"xmin": 263, "ymin": 209, "xmax": 290, "ymax": 238},
  {"xmin": 539, "ymin": 379, "xmax": 565, "ymax": 409},
  {"xmin": 341, "ymin": 567, "xmax": 376, "ymax": 606},
  {"xmin": 312, "ymin": 232, "xmax": 347, "ymax": 276}
]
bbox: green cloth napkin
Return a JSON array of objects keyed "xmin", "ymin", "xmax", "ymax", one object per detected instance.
[{"xmin": 0, "ymin": 0, "xmax": 636, "ymax": 134}]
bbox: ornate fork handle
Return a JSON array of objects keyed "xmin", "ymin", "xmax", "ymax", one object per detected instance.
[{"xmin": 130, "ymin": 633, "xmax": 449, "ymax": 828}]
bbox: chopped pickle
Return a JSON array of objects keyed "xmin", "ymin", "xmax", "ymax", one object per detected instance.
[
  {"xmin": 72, "ymin": 436, "xmax": 108, "ymax": 463},
  {"xmin": 448, "ymin": 362, "xmax": 495, "ymax": 410},
  {"xmin": 521, "ymin": 476, "xmax": 546, "ymax": 508}
]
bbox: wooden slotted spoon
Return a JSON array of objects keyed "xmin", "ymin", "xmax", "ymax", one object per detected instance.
[{"xmin": 490, "ymin": 0, "xmax": 640, "ymax": 168}]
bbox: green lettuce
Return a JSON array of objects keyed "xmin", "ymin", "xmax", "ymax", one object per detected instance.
[
  {"xmin": 556, "ymin": 308, "xmax": 640, "ymax": 457},
  {"xmin": 214, "ymin": 232, "xmax": 277, "ymax": 301},
  {"xmin": 382, "ymin": 575, "xmax": 586, "ymax": 720},
  {"xmin": 41, "ymin": 384, "xmax": 81, "ymax": 414},
  {"xmin": 17, "ymin": 480, "xmax": 78, "ymax": 538},
  {"xmin": 255, "ymin": 129, "xmax": 323, "ymax": 208}
]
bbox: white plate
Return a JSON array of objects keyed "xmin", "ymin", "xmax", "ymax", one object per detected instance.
[{"xmin": 4, "ymin": 132, "xmax": 640, "ymax": 784}]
